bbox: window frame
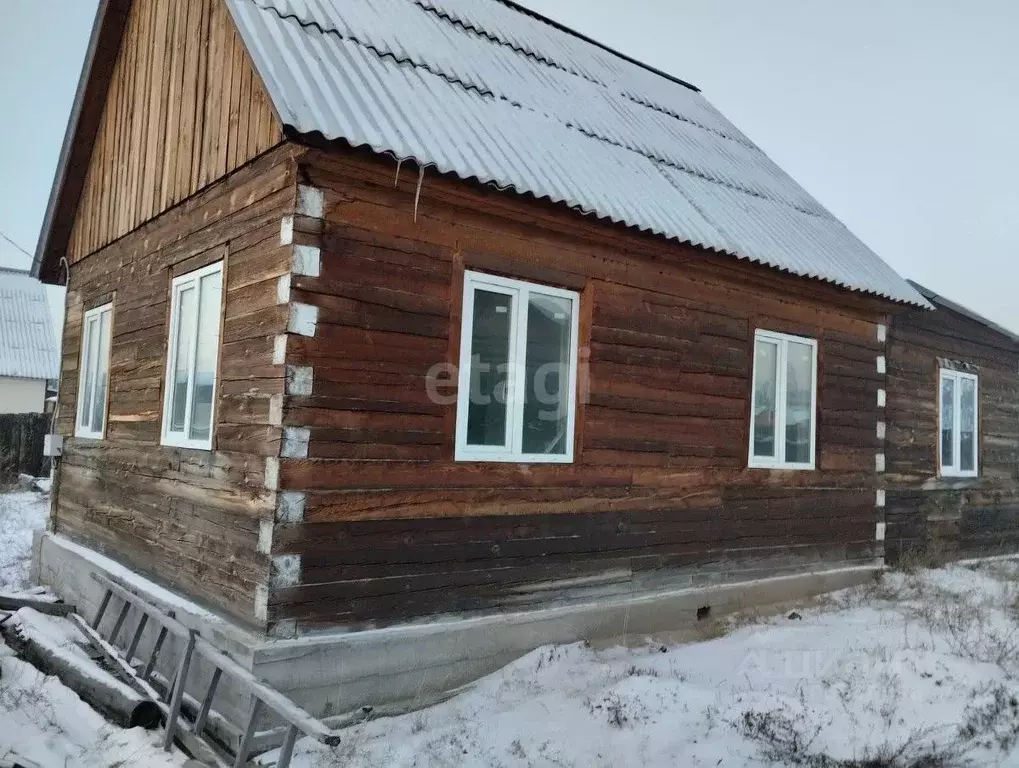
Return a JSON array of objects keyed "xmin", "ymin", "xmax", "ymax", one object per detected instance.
[
  {"xmin": 938, "ymin": 368, "xmax": 979, "ymax": 478},
  {"xmin": 74, "ymin": 302, "xmax": 114, "ymax": 440},
  {"xmin": 454, "ymin": 270, "xmax": 581, "ymax": 464},
  {"xmin": 160, "ymin": 261, "xmax": 224, "ymax": 451},
  {"xmin": 747, "ymin": 328, "xmax": 819, "ymax": 471}
]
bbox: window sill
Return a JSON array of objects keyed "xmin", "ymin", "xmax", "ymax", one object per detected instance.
[
  {"xmin": 73, "ymin": 432, "xmax": 104, "ymax": 441},
  {"xmin": 455, "ymin": 451, "xmax": 574, "ymax": 464},
  {"xmin": 939, "ymin": 472, "xmax": 979, "ymax": 479},
  {"xmin": 748, "ymin": 461, "xmax": 816, "ymax": 471},
  {"xmin": 161, "ymin": 436, "xmax": 214, "ymax": 451}
]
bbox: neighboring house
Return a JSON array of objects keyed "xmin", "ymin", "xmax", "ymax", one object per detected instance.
[
  {"xmin": 886, "ymin": 281, "xmax": 1019, "ymax": 562},
  {"xmin": 31, "ymin": 0, "xmax": 930, "ymax": 719},
  {"xmin": 0, "ymin": 267, "xmax": 58, "ymax": 414}
]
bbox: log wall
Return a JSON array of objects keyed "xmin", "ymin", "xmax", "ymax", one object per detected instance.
[
  {"xmin": 268, "ymin": 147, "xmax": 893, "ymax": 631},
  {"xmin": 886, "ymin": 302, "xmax": 1019, "ymax": 561},
  {"xmin": 54, "ymin": 145, "xmax": 302, "ymax": 624},
  {"xmin": 67, "ymin": 0, "xmax": 283, "ymax": 263}
]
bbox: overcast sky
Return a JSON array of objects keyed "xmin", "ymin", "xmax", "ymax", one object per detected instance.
[{"xmin": 2, "ymin": 0, "xmax": 1018, "ymax": 335}]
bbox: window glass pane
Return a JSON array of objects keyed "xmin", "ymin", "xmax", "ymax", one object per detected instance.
[
  {"xmin": 960, "ymin": 377, "xmax": 976, "ymax": 472},
  {"xmin": 784, "ymin": 341, "xmax": 814, "ymax": 464},
  {"xmin": 753, "ymin": 339, "xmax": 779, "ymax": 459},
  {"xmin": 189, "ymin": 272, "xmax": 223, "ymax": 441},
  {"xmin": 522, "ymin": 294, "xmax": 572, "ymax": 455},
  {"xmin": 81, "ymin": 317, "xmax": 99, "ymax": 429},
  {"xmin": 169, "ymin": 286, "xmax": 196, "ymax": 434},
  {"xmin": 91, "ymin": 312, "xmax": 110, "ymax": 435},
  {"xmin": 941, "ymin": 375, "xmax": 956, "ymax": 468},
  {"xmin": 466, "ymin": 289, "xmax": 512, "ymax": 447}
]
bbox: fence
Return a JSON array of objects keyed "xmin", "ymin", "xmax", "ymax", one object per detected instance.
[{"xmin": 0, "ymin": 412, "xmax": 50, "ymax": 484}]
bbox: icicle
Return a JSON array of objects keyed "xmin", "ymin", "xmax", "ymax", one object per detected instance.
[
  {"xmin": 414, "ymin": 165, "xmax": 426, "ymax": 222},
  {"xmin": 393, "ymin": 157, "xmax": 403, "ymax": 187}
]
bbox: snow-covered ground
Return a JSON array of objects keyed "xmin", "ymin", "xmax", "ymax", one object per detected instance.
[
  {"xmin": 0, "ymin": 490, "xmax": 185, "ymax": 768},
  {"xmin": 7, "ymin": 486, "xmax": 1019, "ymax": 767},
  {"xmin": 273, "ymin": 561, "xmax": 1019, "ymax": 768},
  {"xmin": 0, "ymin": 489, "xmax": 48, "ymax": 591}
]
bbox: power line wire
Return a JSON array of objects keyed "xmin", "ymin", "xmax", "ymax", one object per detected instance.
[{"xmin": 0, "ymin": 230, "xmax": 34, "ymax": 260}]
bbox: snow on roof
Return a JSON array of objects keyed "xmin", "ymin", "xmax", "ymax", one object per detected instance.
[
  {"xmin": 225, "ymin": 0, "xmax": 927, "ymax": 306},
  {"xmin": 0, "ymin": 268, "xmax": 59, "ymax": 381}
]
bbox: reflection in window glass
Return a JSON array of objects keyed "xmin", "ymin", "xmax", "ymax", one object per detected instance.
[
  {"xmin": 455, "ymin": 271, "xmax": 579, "ymax": 463},
  {"xmin": 91, "ymin": 315, "xmax": 110, "ymax": 434},
  {"xmin": 466, "ymin": 290, "xmax": 512, "ymax": 447},
  {"xmin": 81, "ymin": 317, "xmax": 98, "ymax": 428},
  {"xmin": 749, "ymin": 331, "xmax": 816, "ymax": 468},
  {"xmin": 522, "ymin": 294, "xmax": 572, "ymax": 455},
  {"xmin": 76, "ymin": 304, "xmax": 113, "ymax": 438},
  {"xmin": 170, "ymin": 286, "xmax": 196, "ymax": 434},
  {"xmin": 940, "ymin": 375, "xmax": 955, "ymax": 469},
  {"xmin": 753, "ymin": 340, "xmax": 778, "ymax": 459},
  {"xmin": 785, "ymin": 341, "xmax": 813, "ymax": 464},
  {"xmin": 189, "ymin": 273, "xmax": 223, "ymax": 441},
  {"xmin": 959, "ymin": 377, "xmax": 976, "ymax": 472},
  {"xmin": 162, "ymin": 262, "xmax": 224, "ymax": 448}
]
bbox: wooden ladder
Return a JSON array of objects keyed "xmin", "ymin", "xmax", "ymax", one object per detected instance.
[{"xmin": 78, "ymin": 573, "xmax": 341, "ymax": 767}]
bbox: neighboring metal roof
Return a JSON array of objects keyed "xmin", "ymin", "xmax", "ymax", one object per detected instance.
[
  {"xmin": 907, "ymin": 280, "xmax": 1019, "ymax": 345},
  {"xmin": 0, "ymin": 268, "xmax": 59, "ymax": 380},
  {"xmin": 225, "ymin": 0, "xmax": 927, "ymax": 306}
]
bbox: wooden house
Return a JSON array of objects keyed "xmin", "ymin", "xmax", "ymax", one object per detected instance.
[
  {"xmin": 32, "ymin": 0, "xmax": 930, "ymax": 715},
  {"xmin": 886, "ymin": 281, "xmax": 1019, "ymax": 562}
]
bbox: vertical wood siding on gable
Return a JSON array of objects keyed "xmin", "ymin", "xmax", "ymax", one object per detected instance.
[{"xmin": 67, "ymin": 0, "xmax": 283, "ymax": 263}]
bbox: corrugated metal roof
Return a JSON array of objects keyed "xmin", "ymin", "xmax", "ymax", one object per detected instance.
[
  {"xmin": 225, "ymin": 0, "xmax": 927, "ymax": 306},
  {"xmin": 907, "ymin": 280, "xmax": 1019, "ymax": 344},
  {"xmin": 0, "ymin": 269, "xmax": 59, "ymax": 381}
]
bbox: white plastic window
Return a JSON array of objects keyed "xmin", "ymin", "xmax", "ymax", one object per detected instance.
[
  {"xmin": 161, "ymin": 262, "xmax": 223, "ymax": 450},
  {"xmin": 75, "ymin": 303, "xmax": 113, "ymax": 439},
  {"xmin": 939, "ymin": 369, "xmax": 978, "ymax": 477},
  {"xmin": 749, "ymin": 329, "xmax": 818, "ymax": 470},
  {"xmin": 455, "ymin": 271, "xmax": 580, "ymax": 463}
]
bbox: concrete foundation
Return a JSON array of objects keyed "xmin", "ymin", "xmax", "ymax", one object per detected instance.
[{"xmin": 36, "ymin": 531, "xmax": 881, "ymax": 730}]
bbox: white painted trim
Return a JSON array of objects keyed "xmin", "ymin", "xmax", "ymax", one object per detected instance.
[
  {"xmin": 280, "ymin": 215, "xmax": 294, "ymax": 246},
  {"xmin": 747, "ymin": 329, "xmax": 818, "ymax": 471},
  {"xmin": 273, "ymin": 335, "xmax": 287, "ymax": 365},
  {"xmin": 75, "ymin": 303, "xmax": 113, "ymax": 440},
  {"xmin": 454, "ymin": 270, "xmax": 580, "ymax": 463},
  {"xmin": 877, "ymin": 323, "xmax": 887, "ymax": 343},
  {"xmin": 276, "ymin": 274, "xmax": 292, "ymax": 305},
  {"xmin": 269, "ymin": 394, "xmax": 284, "ymax": 427},
  {"xmin": 292, "ymin": 245, "xmax": 321, "ymax": 277},
  {"xmin": 877, "ymin": 388, "xmax": 886, "ymax": 408},
  {"xmin": 938, "ymin": 368, "xmax": 979, "ymax": 478},
  {"xmin": 264, "ymin": 457, "xmax": 280, "ymax": 491},
  {"xmin": 876, "ymin": 421, "xmax": 886, "ymax": 440},
  {"xmin": 876, "ymin": 489, "xmax": 886, "ymax": 507},
  {"xmin": 277, "ymin": 492, "xmax": 306, "ymax": 523},
  {"xmin": 876, "ymin": 355, "xmax": 886, "ymax": 374},
  {"xmin": 271, "ymin": 555, "xmax": 301, "ymax": 589},
  {"xmin": 297, "ymin": 185, "xmax": 325, "ymax": 218},
  {"xmin": 160, "ymin": 261, "xmax": 224, "ymax": 451},
  {"xmin": 282, "ymin": 426, "xmax": 311, "ymax": 458},
  {"xmin": 875, "ymin": 522, "xmax": 886, "ymax": 542},
  {"xmin": 285, "ymin": 365, "xmax": 314, "ymax": 395},
  {"xmin": 257, "ymin": 519, "xmax": 274, "ymax": 554},
  {"xmin": 875, "ymin": 453, "xmax": 886, "ymax": 473},
  {"xmin": 288, "ymin": 303, "xmax": 318, "ymax": 337},
  {"xmin": 254, "ymin": 585, "xmax": 269, "ymax": 623}
]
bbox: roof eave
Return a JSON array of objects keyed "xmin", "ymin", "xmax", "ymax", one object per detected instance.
[
  {"xmin": 906, "ymin": 279, "xmax": 1019, "ymax": 344},
  {"xmin": 32, "ymin": 0, "xmax": 131, "ymax": 285}
]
